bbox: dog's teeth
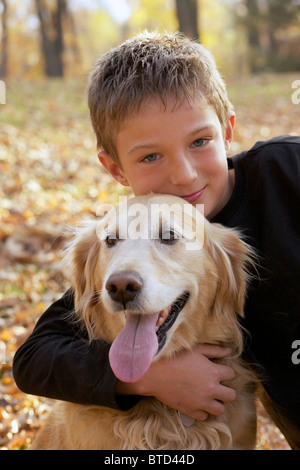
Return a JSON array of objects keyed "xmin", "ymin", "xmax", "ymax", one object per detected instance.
[{"xmin": 155, "ymin": 308, "xmax": 169, "ymax": 330}]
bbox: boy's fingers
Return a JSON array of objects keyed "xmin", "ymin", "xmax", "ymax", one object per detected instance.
[
  {"xmin": 217, "ymin": 383, "xmax": 237, "ymax": 403},
  {"xmin": 195, "ymin": 343, "xmax": 232, "ymax": 359},
  {"xmin": 193, "ymin": 410, "xmax": 209, "ymax": 421},
  {"xmin": 194, "ymin": 386, "xmax": 236, "ymax": 419},
  {"xmin": 218, "ymin": 363, "xmax": 236, "ymax": 382},
  {"xmin": 204, "ymin": 400, "xmax": 225, "ymax": 417}
]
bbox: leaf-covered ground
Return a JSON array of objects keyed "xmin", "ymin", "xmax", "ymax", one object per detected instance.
[{"xmin": 1, "ymin": 74, "xmax": 299, "ymax": 450}]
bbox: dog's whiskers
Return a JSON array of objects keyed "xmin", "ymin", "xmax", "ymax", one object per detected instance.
[{"xmin": 93, "ymin": 290, "xmax": 102, "ymax": 304}]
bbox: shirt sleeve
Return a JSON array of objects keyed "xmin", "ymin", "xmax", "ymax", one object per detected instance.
[{"xmin": 12, "ymin": 290, "xmax": 141, "ymax": 410}]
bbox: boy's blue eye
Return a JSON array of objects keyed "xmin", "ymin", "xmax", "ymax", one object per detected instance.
[
  {"xmin": 144, "ymin": 154, "xmax": 158, "ymax": 162},
  {"xmin": 193, "ymin": 138, "xmax": 206, "ymax": 148}
]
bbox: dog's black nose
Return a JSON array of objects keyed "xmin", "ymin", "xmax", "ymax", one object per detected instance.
[{"xmin": 105, "ymin": 271, "xmax": 143, "ymax": 307}]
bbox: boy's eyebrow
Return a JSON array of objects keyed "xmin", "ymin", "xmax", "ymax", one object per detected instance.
[
  {"xmin": 128, "ymin": 125, "xmax": 216, "ymax": 155},
  {"xmin": 128, "ymin": 143, "xmax": 159, "ymax": 155},
  {"xmin": 190, "ymin": 124, "xmax": 217, "ymax": 135}
]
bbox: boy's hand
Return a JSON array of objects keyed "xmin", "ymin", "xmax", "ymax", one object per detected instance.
[{"xmin": 116, "ymin": 344, "xmax": 236, "ymax": 421}]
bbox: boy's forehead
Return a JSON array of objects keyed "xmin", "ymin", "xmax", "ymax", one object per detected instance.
[{"xmin": 117, "ymin": 94, "xmax": 219, "ymax": 142}]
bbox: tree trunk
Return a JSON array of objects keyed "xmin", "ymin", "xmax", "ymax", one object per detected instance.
[
  {"xmin": 0, "ymin": 0, "xmax": 8, "ymax": 78},
  {"xmin": 175, "ymin": 0, "xmax": 200, "ymax": 42},
  {"xmin": 245, "ymin": 0, "xmax": 262, "ymax": 73},
  {"xmin": 35, "ymin": 0, "xmax": 65, "ymax": 77}
]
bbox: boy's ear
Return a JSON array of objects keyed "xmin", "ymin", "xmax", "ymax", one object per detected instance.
[
  {"xmin": 98, "ymin": 151, "xmax": 130, "ymax": 186},
  {"xmin": 224, "ymin": 112, "xmax": 235, "ymax": 153}
]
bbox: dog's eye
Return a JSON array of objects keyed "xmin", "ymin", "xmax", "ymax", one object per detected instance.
[
  {"xmin": 160, "ymin": 230, "xmax": 178, "ymax": 244},
  {"xmin": 105, "ymin": 236, "xmax": 118, "ymax": 247}
]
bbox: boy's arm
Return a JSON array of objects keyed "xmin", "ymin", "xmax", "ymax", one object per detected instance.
[{"xmin": 12, "ymin": 290, "xmax": 137, "ymax": 409}]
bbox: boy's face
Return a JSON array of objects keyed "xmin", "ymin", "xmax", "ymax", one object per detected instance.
[{"xmin": 99, "ymin": 96, "xmax": 235, "ymax": 219}]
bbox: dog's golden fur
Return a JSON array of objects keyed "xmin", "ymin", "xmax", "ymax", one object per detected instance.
[{"xmin": 31, "ymin": 194, "xmax": 257, "ymax": 450}]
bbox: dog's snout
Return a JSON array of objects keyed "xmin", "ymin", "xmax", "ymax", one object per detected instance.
[{"xmin": 105, "ymin": 271, "xmax": 143, "ymax": 306}]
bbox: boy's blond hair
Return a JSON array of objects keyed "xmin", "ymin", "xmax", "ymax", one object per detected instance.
[{"xmin": 88, "ymin": 31, "xmax": 233, "ymax": 166}]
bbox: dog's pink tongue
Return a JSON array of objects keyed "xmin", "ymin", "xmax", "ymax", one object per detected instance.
[{"xmin": 109, "ymin": 312, "xmax": 159, "ymax": 383}]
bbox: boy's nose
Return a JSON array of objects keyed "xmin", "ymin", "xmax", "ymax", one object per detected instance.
[{"xmin": 169, "ymin": 156, "xmax": 198, "ymax": 186}]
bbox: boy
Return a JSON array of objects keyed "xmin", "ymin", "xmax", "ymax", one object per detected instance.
[{"xmin": 13, "ymin": 32, "xmax": 300, "ymax": 449}]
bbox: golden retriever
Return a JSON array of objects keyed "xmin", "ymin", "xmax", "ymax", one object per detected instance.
[{"xmin": 31, "ymin": 194, "xmax": 257, "ymax": 450}]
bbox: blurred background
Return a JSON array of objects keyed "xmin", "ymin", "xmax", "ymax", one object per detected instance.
[
  {"xmin": 1, "ymin": 0, "xmax": 300, "ymax": 79},
  {"xmin": 0, "ymin": 0, "xmax": 299, "ymax": 450}
]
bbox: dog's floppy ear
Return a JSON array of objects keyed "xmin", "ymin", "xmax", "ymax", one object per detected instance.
[
  {"xmin": 63, "ymin": 221, "xmax": 100, "ymax": 339},
  {"xmin": 205, "ymin": 223, "xmax": 252, "ymax": 347}
]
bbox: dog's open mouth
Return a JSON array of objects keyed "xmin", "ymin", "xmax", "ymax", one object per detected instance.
[
  {"xmin": 155, "ymin": 291, "xmax": 190, "ymax": 353},
  {"xmin": 109, "ymin": 291, "xmax": 190, "ymax": 383}
]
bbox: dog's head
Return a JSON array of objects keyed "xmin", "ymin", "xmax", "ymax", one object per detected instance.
[{"xmin": 64, "ymin": 194, "xmax": 252, "ymax": 383}]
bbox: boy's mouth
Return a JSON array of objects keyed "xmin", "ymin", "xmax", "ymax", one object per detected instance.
[{"xmin": 180, "ymin": 186, "xmax": 207, "ymax": 203}]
